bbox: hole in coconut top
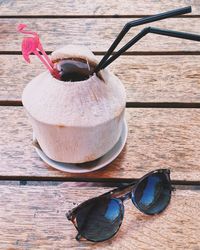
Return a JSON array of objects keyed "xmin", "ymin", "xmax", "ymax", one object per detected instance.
[{"xmin": 53, "ymin": 57, "xmax": 99, "ymax": 82}]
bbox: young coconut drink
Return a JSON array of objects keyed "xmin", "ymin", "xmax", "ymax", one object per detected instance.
[
  {"xmin": 18, "ymin": 6, "xmax": 200, "ymax": 168},
  {"xmin": 18, "ymin": 24, "xmax": 126, "ymax": 164}
]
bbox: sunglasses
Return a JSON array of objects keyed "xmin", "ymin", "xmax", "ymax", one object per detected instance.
[{"xmin": 66, "ymin": 169, "xmax": 175, "ymax": 242}]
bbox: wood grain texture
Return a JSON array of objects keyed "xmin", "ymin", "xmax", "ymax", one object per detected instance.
[
  {"xmin": 1, "ymin": 18, "xmax": 200, "ymax": 52},
  {"xmin": 1, "ymin": 55, "xmax": 200, "ymax": 102},
  {"xmin": 1, "ymin": 107, "xmax": 200, "ymax": 181},
  {"xmin": 0, "ymin": 0, "xmax": 199, "ymax": 16},
  {"xmin": 0, "ymin": 185, "xmax": 199, "ymax": 249}
]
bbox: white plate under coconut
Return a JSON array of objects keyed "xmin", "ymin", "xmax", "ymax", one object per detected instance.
[{"xmin": 33, "ymin": 119, "xmax": 128, "ymax": 173}]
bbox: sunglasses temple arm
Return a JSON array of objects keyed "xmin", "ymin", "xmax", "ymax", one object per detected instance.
[
  {"xmin": 94, "ymin": 6, "xmax": 191, "ymax": 73},
  {"xmin": 99, "ymin": 26, "xmax": 200, "ymax": 70}
]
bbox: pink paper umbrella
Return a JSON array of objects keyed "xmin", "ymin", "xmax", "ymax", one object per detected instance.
[{"xmin": 17, "ymin": 24, "xmax": 60, "ymax": 79}]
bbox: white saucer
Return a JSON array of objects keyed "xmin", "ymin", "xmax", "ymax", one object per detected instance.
[{"xmin": 33, "ymin": 119, "xmax": 128, "ymax": 173}]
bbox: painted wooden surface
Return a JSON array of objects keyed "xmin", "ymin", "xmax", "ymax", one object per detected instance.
[
  {"xmin": 1, "ymin": 18, "xmax": 200, "ymax": 52},
  {"xmin": 0, "ymin": 0, "xmax": 199, "ymax": 16},
  {"xmin": 1, "ymin": 55, "xmax": 200, "ymax": 103},
  {"xmin": 1, "ymin": 107, "xmax": 200, "ymax": 181},
  {"xmin": 0, "ymin": 185, "xmax": 199, "ymax": 249},
  {"xmin": 1, "ymin": 1, "xmax": 200, "ymax": 249}
]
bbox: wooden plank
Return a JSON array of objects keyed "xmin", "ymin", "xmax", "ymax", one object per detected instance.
[
  {"xmin": 0, "ymin": 185, "xmax": 199, "ymax": 249},
  {"xmin": 1, "ymin": 107, "xmax": 200, "ymax": 181},
  {"xmin": 1, "ymin": 18, "xmax": 200, "ymax": 52},
  {"xmin": 0, "ymin": 0, "xmax": 199, "ymax": 16},
  {"xmin": 1, "ymin": 55, "xmax": 200, "ymax": 103}
]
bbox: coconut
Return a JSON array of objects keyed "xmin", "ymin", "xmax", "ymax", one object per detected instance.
[{"xmin": 22, "ymin": 45, "xmax": 126, "ymax": 163}]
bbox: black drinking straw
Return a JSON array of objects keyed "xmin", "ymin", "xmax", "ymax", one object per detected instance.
[
  {"xmin": 94, "ymin": 6, "xmax": 191, "ymax": 73},
  {"xmin": 97, "ymin": 27, "xmax": 200, "ymax": 70}
]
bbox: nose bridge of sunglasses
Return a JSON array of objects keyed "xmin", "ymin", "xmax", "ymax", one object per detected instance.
[
  {"xmin": 118, "ymin": 191, "xmax": 132, "ymax": 202},
  {"xmin": 109, "ymin": 183, "xmax": 136, "ymax": 202}
]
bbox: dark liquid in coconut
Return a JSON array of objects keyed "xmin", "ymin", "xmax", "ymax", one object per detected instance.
[{"xmin": 55, "ymin": 59, "xmax": 95, "ymax": 82}]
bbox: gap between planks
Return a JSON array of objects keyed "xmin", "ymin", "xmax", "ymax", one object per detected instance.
[
  {"xmin": 0, "ymin": 15, "xmax": 199, "ymax": 18},
  {"xmin": 2, "ymin": 51, "xmax": 200, "ymax": 55},
  {"xmin": 0, "ymin": 176, "xmax": 200, "ymax": 187},
  {"xmin": 1, "ymin": 101, "xmax": 200, "ymax": 108}
]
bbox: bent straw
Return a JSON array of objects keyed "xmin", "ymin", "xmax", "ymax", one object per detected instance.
[
  {"xmin": 94, "ymin": 6, "xmax": 191, "ymax": 73},
  {"xmin": 98, "ymin": 27, "xmax": 200, "ymax": 70}
]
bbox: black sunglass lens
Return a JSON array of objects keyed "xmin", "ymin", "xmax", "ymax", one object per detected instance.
[
  {"xmin": 132, "ymin": 172, "xmax": 171, "ymax": 215},
  {"xmin": 75, "ymin": 197, "xmax": 123, "ymax": 242}
]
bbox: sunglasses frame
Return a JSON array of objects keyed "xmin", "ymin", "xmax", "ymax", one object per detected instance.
[{"xmin": 66, "ymin": 169, "xmax": 175, "ymax": 242}]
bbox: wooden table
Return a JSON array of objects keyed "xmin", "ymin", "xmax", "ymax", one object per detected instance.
[{"xmin": 0, "ymin": 1, "xmax": 200, "ymax": 249}]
